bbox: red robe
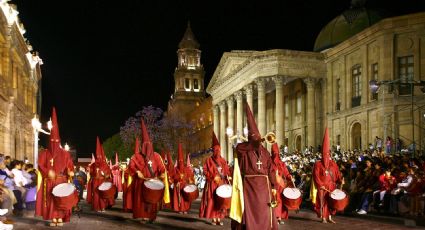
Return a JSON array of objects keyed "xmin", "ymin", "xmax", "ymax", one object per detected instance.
[
  {"xmin": 313, "ymin": 160, "xmax": 342, "ymax": 219},
  {"xmin": 199, "ymin": 156, "xmax": 230, "ymax": 218},
  {"xmin": 232, "ymin": 143, "xmax": 278, "ymax": 230},
  {"xmin": 87, "ymin": 162, "xmax": 115, "ymax": 211},
  {"xmin": 172, "ymin": 166, "xmax": 195, "ymax": 212},
  {"xmin": 128, "ymin": 152, "xmax": 165, "ymax": 219},
  {"xmin": 112, "ymin": 166, "xmax": 123, "ymax": 192},
  {"xmin": 161, "ymin": 160, "xmax": 174, "ymax": 210},
  {"xmin": 271, "ymin": 159, "xmax": 292, "ymax": 219},
  {"xmin": 35, "ymin": 149, "xmax": 74, "ymax": 221}
]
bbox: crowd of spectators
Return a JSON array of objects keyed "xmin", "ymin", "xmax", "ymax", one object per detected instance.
[{"xmin": 281, "ymin": 143, "xmax": 425, "ymax": 218}]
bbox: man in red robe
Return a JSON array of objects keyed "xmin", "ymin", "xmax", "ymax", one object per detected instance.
[
  {"xmin": 172, "ymin": 143, "xmax": 195, "ymax": 214},
  {"xmin": 128, "ymin": 118, "xmax": 166, "ymax": 223},
  {"xmin": 313, "ymin": 128, "xmax": 344, "ymax": 223},
  {"xmin": 86, "ymin": 137, "xmax": 114, "ymax": 212},
  {"xmin": 231, "ymin": 103, "xmax": 278, "ymax": 230},
  {"xmin": 199, "ymin": 133, "xmax": 231, "ymax": 225},
  {"xmin": 35, "ymin": 107, "xmax": 75, "ymax": 227},
  {"xmin": 111, "ymin": 153, "xmax": 122, "ymax": 192},
  {"xmin": 123, "ymin": 138, "xmax": 140, "ymax": 212},
  {"xmin": 271, "ymin": 143, "xmax": 293, "ymax": 225}
]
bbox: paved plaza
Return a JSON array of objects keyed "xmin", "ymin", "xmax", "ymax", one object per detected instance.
[{"xmin": 11, "ymin": 195, "xmax": 425, "ymax": 230}]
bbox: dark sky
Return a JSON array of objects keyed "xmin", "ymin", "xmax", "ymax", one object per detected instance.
[{"xmin": 11, "ymin": 0, "xmax": 425, "ymax": 155}]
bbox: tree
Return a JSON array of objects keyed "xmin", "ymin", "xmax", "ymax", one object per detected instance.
[
  {"xmin": 119, "ymin": 105, "xmax": 164, "ymax": 152},
  {"xmin": 102, "ymin": 133, "xmax": 132, "ymax": 161}
]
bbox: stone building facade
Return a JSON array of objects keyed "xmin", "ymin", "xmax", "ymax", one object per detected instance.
[
  {"xmin": 0, "ymin": 2, "xmax": 42, "ymax": 162},
  {"xmin": 207, "ymin": 9, "xmax": 425, "ymax": 162}
]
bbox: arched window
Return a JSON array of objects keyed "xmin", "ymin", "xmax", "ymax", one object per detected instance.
[
  {"xmin": 184, "ymin": 78, "xmax": 191, "ymax": 91},
  {"xmin": 193, "ymin": 79, "xmax": 199, "ymax": 92}
]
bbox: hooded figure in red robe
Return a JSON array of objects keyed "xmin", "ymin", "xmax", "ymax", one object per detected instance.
[
  {"xmin": 270, "ymin": 143, "xmax": 292, "ymax": 224},
  {"xmin": 111, "ymin": 152, "xmax": 122, "ymax": 192},
  {"xmin": 35, "ymin": 107, "xmax": 75, "ymax": 227},
  {"xmin": 172, "ymin": 143, "xmax": 195, "ymax": 213},
  {"xmin": 128, "ymin": 118, "xmax": 166, "ymax": 222},
  {"xmin": 123, "ymin": 138, "xmax": 140, "ymax": 212},
  {"xmin": 87, "ymin": 137, "xmax": 114, "ymax": 212},
  {"xmin": 199, "ymin": 132, "xmax": 231, "ymax": 225},
  {"xmin": 313, "ymin": 128, "xmax": 344, "ymax": 223},
  {"xmin": 231, "ymin": 103, "xmax": 278, "ymax": 230}
]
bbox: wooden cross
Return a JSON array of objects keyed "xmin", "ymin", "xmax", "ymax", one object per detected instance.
[
  {"xmin": 50, "ymin": 158, "xmax": 54, "ymax": 167},
  {"xmin": 148, "ymin": 160, "xmax": 153, "ymax": 168},
  {"xmin": 256, "ymin": 160, "xmax": 262, "ymax": 170}
]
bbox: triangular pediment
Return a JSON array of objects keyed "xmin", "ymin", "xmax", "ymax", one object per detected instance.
[{"xmin": 206, "ymin": 51, "xmax": 254, "ymax": 94}]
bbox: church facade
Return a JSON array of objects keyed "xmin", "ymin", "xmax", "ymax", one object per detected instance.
[
  {"xmin": 0, "ymin": 2, "xmax": 42, "ymax": 161},
  {"xmin": 207, "ymin": 9, "xmax": 425, "ymax": 162}
]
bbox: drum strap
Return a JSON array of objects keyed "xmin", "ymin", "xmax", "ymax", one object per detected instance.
[{"xmin": 212, "ymin": 158, "xmax": 224, "ymax": 178}]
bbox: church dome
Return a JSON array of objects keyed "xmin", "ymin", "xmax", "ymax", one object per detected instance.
[{"xmin": 313, "ymin": 7, "xmax": 384, "ymax": 52}]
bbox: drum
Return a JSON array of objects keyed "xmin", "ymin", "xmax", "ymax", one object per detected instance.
[
  {"xmin": 282, "ymin": 187, "xmax": 302, "ymax": 210},
  {"xmin": 142, "ymin": 179, "xmax": 164, "ymax": 204},
  {"xmin": 328, "ymin": 189, "xmax": 349, "ymax": 211},
  {"xmin": 52, "ymin": 183, "xmax": 78, "ymax": 210},
  {"xmin": 215, "ymin": 184, "xmax": 232, "ymax": 210},
  {"xmin": 182, "ymin": 184, "xmax": 199, "ymax": 202},
  {"xmin": 98, "ymin": 182, "xmax": 117, "ymax": 199}
]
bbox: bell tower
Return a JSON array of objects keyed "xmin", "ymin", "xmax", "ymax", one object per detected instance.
[{"xmin": 168, "ymin": 22, "xmax": 205, "ymax": 120}]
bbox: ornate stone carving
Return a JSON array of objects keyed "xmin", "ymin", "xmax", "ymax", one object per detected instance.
[
  {"xmin": 244, "ymin": 84, "xmax": 253, "ymax": 96},
  {"xmin": 226, "ymin": 96, "xmax": 234, "ymax": 107},
  {"xmin": 218, "ymin": 101, "xmax": 227, "ymax": 110},
  {"xmin": 272, "ymin": 76, "xmax": 284, "ymax": 88},
  {"xmin": 234, "ymin": 91, "xmax": 244, "ymax": 102},
  {"xmin": 255, "ymin": 78, "xmax": 266, "ymax": 90},
  {"xmin": 303, "ymin": 77, "xmax": 317, "ymax": 88}
]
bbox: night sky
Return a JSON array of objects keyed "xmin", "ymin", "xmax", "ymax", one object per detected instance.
[{"xmin": 12, "ymin": 0, "xmax": 425, "ymax": 155}]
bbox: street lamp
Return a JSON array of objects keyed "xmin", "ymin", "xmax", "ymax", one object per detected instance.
[
  {"xmin": 31, "ymin": 115, "xmax": 52, "ymax": 169},
  {"xmin": 64, "ymin": 143, "xmax": 70, "ymax": 151},
  {"xmin": 369, "ymin": 78, "xmax": 425, "ymax": 156}
]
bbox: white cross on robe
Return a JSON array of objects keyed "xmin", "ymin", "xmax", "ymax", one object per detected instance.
[
  {"xmin": 148, "ymin": 160, "xmax": 153, "ymax": 168},
  {"xmin": 256, "ymin": 160, "xmax": 262, "ymax": 170}
]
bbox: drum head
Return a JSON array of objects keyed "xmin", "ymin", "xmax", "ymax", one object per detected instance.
[
  {"xmin": 144, "ymin": 179, "xmax": 164, "ymax": 190},
  {"xmin": 183, "ymin": 184, "xmax": 197, "ymax": 193},
  {"xmin": 330, "ymin": 189, "xmax": 346, "ymax": 200},
  {"xmin": 99, "ymin": 182, "xmax": 112, "ymax": 191},
  {"xmin": 52, "ymin": 183, "xmax": 75, "ymax": 197},
  {"xmin": 283, "ymin": 188, "xmax": 301, "ymax": 199},
  {"xmin": 216, "ymin": 184, "xmax": 232, "ymax": 198}
]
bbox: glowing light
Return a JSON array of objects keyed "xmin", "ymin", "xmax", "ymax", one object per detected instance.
[{"xmin": 64, "ymin": 143, "xmax": 70, "ymax": 151}]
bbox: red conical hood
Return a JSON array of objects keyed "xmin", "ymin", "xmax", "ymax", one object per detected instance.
[
  {"xmin": 271, "ymin": 143, "xmax": 280, "ymax": 164},
  {"xmin": 134, "ymin": 137, "xmax": 140, "ymax": 155},
  {"xmin": 212, "ymin": 132, "xmax": 220, "ymax": 148},
  {"xmin": 95, "ymin": 136, "xmax": 104, "ymax": 161},
  {"xmin": 177, "ymin": 143, "xmax": 184, "ymax": 170},
  {"xmin": 212, "ymin": 132, "xmax": 221, "ymax": 159},
  {"xmin": 140, "ymin": 118, "xmax": 151, "ymax": 144},
  {"xmin": 140, "ymin": 118, "xmax": 153, "ymax": 157},
  {"xmin": 160, "ymin": 150, "xmax": 166, "ymax": 160},
  {"xmin": 115, "ymin": 152, "xmax": 119, "ymax": 166},
  {"xmin": 48, "ymin": 107, "xmax": 61, "ymax": 152},
  {"xmin": 245, "ymin": 102, "xmax": 262, "ymax": 144},
  {"xmin": 322, "ymin": 128, "xmax": 331, "ymax": 168},
  {"xmin": 166, "ymin": 150, "xmax": 174, "ymax": 168},
  {"xmin": 186, "ymin": 152, "xmax": 191, "ymax": 167}
]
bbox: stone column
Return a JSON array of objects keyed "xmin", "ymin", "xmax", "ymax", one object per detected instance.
[
  {"xmin": 219, "ymin": 101, "xmax": 227, "ymax": 159},
  {"xmin": 226, "ymin": 96, "xmax": 234, "ymax": 162},
  {"xmin": 304, "ymin": 78, "xmax": 317, "ymax": 148},
  {"xmin": 244, "ymin": 85, "xmax": 254, "ymax": 112},
  {"xmin": 213, "ymin": 105, "xmax": 219, "ymax": 138},
  {"xmin": 235, "ymin": 91, "xmax": 244, "ymax": 139},
  {"xmin": 256, "ymin": 78, "xmax": 266, "ymax": 136},
  {"xmin": 273, "ymin": 76, "xmax": 284, "ymax": 146}
]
